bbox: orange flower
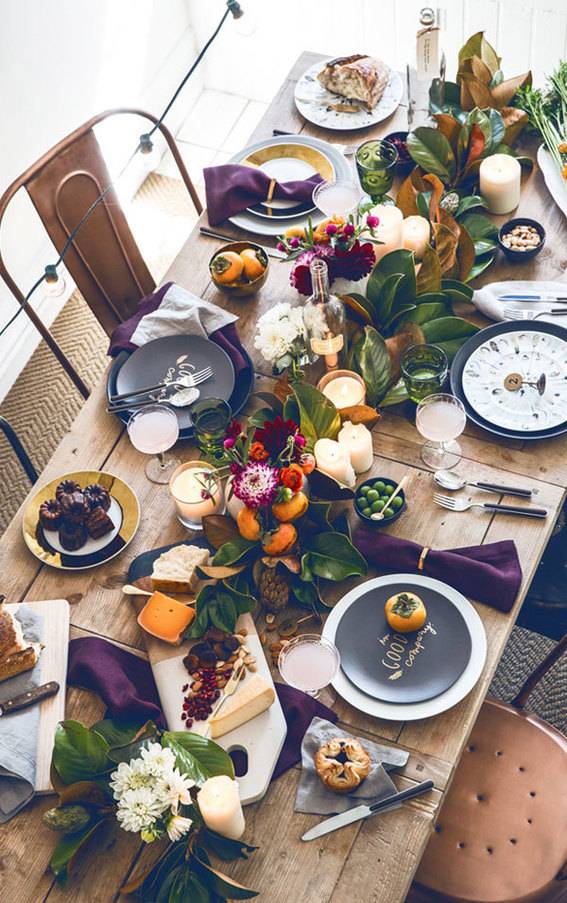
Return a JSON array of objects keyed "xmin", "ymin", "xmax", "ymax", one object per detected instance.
[
  {"xmin": 562, "ymin": 164, "xmax": 567, "ymax": 181},
  {"xmin": 280, "ymin": 463, "xmax": 304, "ymax": 493},
  {"xmin": 250, "ymin": 441, "xmax": 269, "ymax": 461}
]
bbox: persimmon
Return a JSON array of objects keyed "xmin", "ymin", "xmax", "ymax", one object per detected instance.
[
  {"xmin": 240, "ymin": 248, "xmax": 266, "ymax": 281},
  {"xmin": 284, "ymin": 225, "xmax": 306, "ymax": 239},
  {"xmin": 237, "ymin": 507, "xmax": 261, "ymax": 541},
  {"xmin": 272, "ymin": 491, "xmax": 308, "ymax": 523},
  {"xmin": 210, "ymin": 251, "xmax": 244, "ymax": 284},
  {"xmin": 262, "ymin": 523, "xmax": 297, "ymax": 555},
  {"xmin": 384, "ymin": 592, "xmax": 427, "ymax": 633},
  {"xmin": 299, "ymin": 452, "xmax": 316, "ymax": 475}
]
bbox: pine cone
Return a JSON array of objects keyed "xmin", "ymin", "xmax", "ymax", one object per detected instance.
[{"xmin": 258, "ymin": 565, "xmax": 290, "ymax": 613}]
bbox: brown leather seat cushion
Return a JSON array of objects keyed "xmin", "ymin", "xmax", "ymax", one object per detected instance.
[{"xmin": 415, "ymin": 698, "xmax": 567, "ymax": 902}]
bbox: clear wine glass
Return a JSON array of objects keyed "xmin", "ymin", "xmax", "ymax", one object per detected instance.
[
  {"xmin": 416, "ymin": 393, "xmax": 467, "ymax": 470},
  {"xmin": 278, "ymin": 634, "xmax": 340, "ymax": 698},
  {"xmin": 312, "ymin": 179, "xmax": 362, "ymax": 219},
  {"xmin": 127, "ymin": 404, "xmax": 180, "ymax": 484}
]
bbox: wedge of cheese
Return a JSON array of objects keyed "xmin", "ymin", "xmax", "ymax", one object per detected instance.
[
  {"xmin": 209, "ymin": 674, "xmax": 275, "ymax": 739},
  {"xmin": 150, "ymin": 544, "xmax": 209, "ymax": 594},
  {"xmin": 137, "ymin": 591, "xmax": 195, "ymax": 645}
]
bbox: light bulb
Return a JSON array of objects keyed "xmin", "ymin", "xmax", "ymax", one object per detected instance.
[{"xmin": 139, "ymin": 133, "xmax": 154, "ymax": 155}]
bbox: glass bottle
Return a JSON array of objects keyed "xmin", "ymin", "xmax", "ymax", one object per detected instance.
[{"xmin": 302, "ymin": 259, "xmax": 347, "ymax": 372}]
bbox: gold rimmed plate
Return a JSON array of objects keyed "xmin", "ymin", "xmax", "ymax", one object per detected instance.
[
  {"xmin": 23, "ymin": 470, "xmax": 140, "ymax": 570},
  {"xmin": 243, "ymin": 142, "xmax": 334, "ymax": 218}
]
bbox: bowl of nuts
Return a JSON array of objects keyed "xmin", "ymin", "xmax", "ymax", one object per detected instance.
[{"xmin": 498, "ymin": 218, "xmax": 545, "ymax": 261}]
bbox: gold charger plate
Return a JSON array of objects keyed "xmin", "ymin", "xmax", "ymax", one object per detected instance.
[
  {"xmin": 22, "ymin": 470, "xmax": 140, "ymax": 570},
  {"xmin": 243, "ymin": 142, "xmax": 334, "ymax": 181}
]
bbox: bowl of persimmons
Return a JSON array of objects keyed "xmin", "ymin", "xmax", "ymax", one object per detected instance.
[{"xmin": 209, "ymin": 241, "xmax": 269, "ymax": 297}]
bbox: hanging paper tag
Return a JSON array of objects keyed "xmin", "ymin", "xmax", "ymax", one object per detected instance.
[{"xmin": 416, "ymin": 25, "xmax": 440, "ymax": 82}]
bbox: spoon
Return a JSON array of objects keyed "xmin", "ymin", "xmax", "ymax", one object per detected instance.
[
  {"xmin": 107, "ymin": 386, "xmax": 200, "ymax": 414},
  {"xmin": 371, "ymin": 476, "xmax": 408, "ymax": 520},
  {"xmin": 434, "ymin": 470, "xmax": 533, "ymax": 498}
]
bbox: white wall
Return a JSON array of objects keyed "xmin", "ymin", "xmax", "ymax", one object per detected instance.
[{"xmin": 0, "ymin": 0, "xmax": 202, "ymax": 400}]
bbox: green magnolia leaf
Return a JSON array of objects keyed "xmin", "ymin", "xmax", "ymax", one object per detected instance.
[
  {"xmin": 209, "ymin": 595, "xmax": 237, "ymax": 633},
  {"xmin": 399, "ymin": 301, "xmax": 450, "ymax": 326},
  {"xmin": 459, "ymin": 212, "xmax": 498, "ymax": 242},
  {"xmin": 91, "ymin": 719, "xmax": 150, "ymax": 749},
  {"xmin": 292, "ymin": 577, "xmax": 326, "ymax": 611},
  {"xmin": 484, "ymin": 108, "xmax": 506, "ymax": 153},
  {"xmin": 441, "ymin": 278, "xmax": 474, "ymax": 302},
  {"xmin": 384, "ymin": 304, "xmax": 418, "ymax": 333},
  {"xmin": 53, "ymin": 721, "xmax": 111, "ymax": 785},
  {"xmin": 247, "ymin": 406, "xmax": 276, "ymax": 429},
  {"xmin": 203, "ymin": 828, "xmax": 257, "ymax": 862},
  {"xmin": 192, "ymin": 852, "xmax": 259, "ymax": 899},
  {"xmin": 306, "ymin": 468, "xmax": 355, "ymax": 501},
  {"xmin": 293, "ymin": 382, "xmax": 341, "ymax": 449},
  {"xmin": 380, "ymin": 378, "xmax": 409, "ymax": 406},
  {"xmin": 50, "ymin": 818, "xmax": 111, "ymax": 883},
  {"xmin": 369, "ymin": 272, "xmax": 405, "ymax": 326},
  {"xmin": 213, "ymin": 537, "xmax": 257, "ymax": 566},
  {"xmin": 358, "ymin": 326, "xmax": 392, "ymax": 407},
  {"xmin": 282, "ymin": 392, "xmax": 300, "ymax": 423},
  {"xmin": 422, "ymin": 316, "xmax": 479, "ymax": 360},
  {"xmin": 302, "ymin": 532, "xmax": 367, "ymax": 582},
  {"xmin": 416, "ymin": 244, "xmax": 441, "ymax": 294},
  {"xmin": 163, "ymin": 732, "xmax": 234, "ymax": 783},
  {"xmin": 306, "ymin": 499, "xmax": 333, "ymax": 527},
  {"xmin": 473, "ymin": 239, "xmax": 498, "ymax": 255},
  {"xmin": 416, "ymin": 192, "xmax": 431, "ymax": 219},
  {"xmin": 430, "ymin": 80, "xmax": 461, "ymax": 115},
  {"xmin": 466, "ymin": 251, "xmax": 498, "ymax": 281},
  {"xmin": 184, "ymin": 874, "xmax": 211, "ymax": 903},
  {"xmin": 407, "ymin": 128, "xmax": 455, "ymax": 181},
  {"xmin": 366, "ymin": 249, "xmax": 417, "ymax": 317},
  {"xmin": 456, "ymin": 195, "xmax": 488, "ymax": 217},
  {"xmin": 458, "ymin": 32, "xmax": 501, "ymax": 76}
]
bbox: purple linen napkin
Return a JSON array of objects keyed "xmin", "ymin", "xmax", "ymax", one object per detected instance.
[
  {"xmin": 204, "ymin": 163, "xmax": 323, "ymax": 226},
  {"xmin": 67, "ymin": 637, "xmax": 337, "ymax": 778},
  {"xmin": 353, "ymin": 530, "xmax": 522, "ymax": 613}
]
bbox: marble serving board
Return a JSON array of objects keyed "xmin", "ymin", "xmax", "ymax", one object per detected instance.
[{"xmin": 129, "ymin": 542, "xmax": 287, "ymax": 805}]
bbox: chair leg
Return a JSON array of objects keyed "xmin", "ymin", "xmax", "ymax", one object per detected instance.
[{"xmin": 0, "ymin": 417, "xmax": 38, "ymax": 483}]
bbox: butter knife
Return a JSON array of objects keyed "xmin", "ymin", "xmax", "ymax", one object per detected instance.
[
  {"xmin": 301, "ymin": 779, "xmax": 434, "ymax": 841},
  {"xmin": 0, "ymin": 681, "xmax": 60, "ymax": 716}
]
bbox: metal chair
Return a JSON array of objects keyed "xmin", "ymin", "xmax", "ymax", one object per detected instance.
[
  {"xmin": 409, "ymin": 633, "xmax": 567, "ymax": 903},
  {"xmin": 0, "ymin": 417, "xmax": 38, "ymax": 483},
  {"xmin": 0, "ymin": 109, "xmax": 203, "ymax": 399}
]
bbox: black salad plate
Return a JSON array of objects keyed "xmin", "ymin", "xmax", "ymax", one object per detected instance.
[{"xmin": 334, "ymin": 581, "xmax": 472, "ymax": 704}]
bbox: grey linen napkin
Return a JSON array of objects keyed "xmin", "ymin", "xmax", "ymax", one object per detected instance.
[
  {"xmin": 472, "ymin": 280, "xmax": 567, "ymax": 322},
  {"xmin": 0, "ymin": 605, "xmax": 43, "ymax": 823},
  {"xmin": 295, "ymin": 717, "xmax": 409, "ymax": 815}
]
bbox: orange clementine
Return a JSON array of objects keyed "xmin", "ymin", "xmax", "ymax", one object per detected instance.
[
  {"xmin": 299, "ymin": 453, "xmax": 316, "ymax": 475},
  {"xmin": 237, "ymin": 507, "xmax": 261, "ymax": 541},
  {"xmin": 211, "ymin": 251, "xmax": 244, "ymax": 284},
  {"xmin": 262, "ymin": 523, "xmax": 297, "ymax": 555},
  {"xmin": 272, "ymin": 491, "xmax": 308, "ymax": 523},
  {"xmin": 284, "ymin": 225, "xmax": 306, "ymax": 239},
  {"xmin": 240, "ymin": 248, "xmax": 266, "ymax": 281},
  {"xmin": 384, "ymin": 592, "xmax": 427, "ymax": 633}
]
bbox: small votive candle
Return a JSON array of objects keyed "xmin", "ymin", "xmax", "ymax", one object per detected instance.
[
  {"xmin": 169, "ymin": 461, "xmax": 224, "ymax": 530},
  {"xmin": 197, "ymin": 775, "xmax": 245, "ymax": 840},
  {"xmin": 338, "ymin": 421, "xmax": 374, "ymax": 473},
  {"xmin": 479, "ymin": 154, "xmax": 521, "ymax": 215},
  {"xmin": 401, "ymin": 215, "xmax": 431, "ymax": 259},
  {"xmin": 314, "ymin": 438, "xmax": 356, "ymax": 488},
  {"xmin": 318, "ymin": 369, "xmax": 366, "ymax": 410}
]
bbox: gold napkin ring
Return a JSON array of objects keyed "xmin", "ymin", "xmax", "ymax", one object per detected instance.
[
  {"xmin": 265, "ymin": 177, "xmax": 277, "ymax": 217},
  {"xmin": 418, "ymin": 547, "xmax": 430, "ymax": 571}
]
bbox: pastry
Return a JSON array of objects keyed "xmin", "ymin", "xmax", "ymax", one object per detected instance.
[
  {"xmin": 55, "ymin": 479, "xmax": 80, "ymax": 501},
  {"xmin": 59, "ymin": 490, "xmax": 89, "ymax": 524},
  {"xmin": 0, "ymin": 599, "xmax": 41, "ymax": 683},
  {"xmin": 38, "ymin": 498, "xmax": 62, "ymax": 531},
  {"xmin": 385, "ymin": 591, "xmax": 427, "ymax": 633},
  {"xmin": 59, "ymin": 521, "xmax": 88, "ymax": 551},
  {"xmin": 317, "ymin": 55, "xmax": 390, "ymax": 110},
  {"xmin": 150, "ymin": 544, "xmax": 210, "ymax": 594},
  {"xmin": 85, "ymin": 506, "xmax": 114, "ymax": 540},
  {"xmin": 315, "ymin": 737, "xmax": 371, "ymax": 794},
  {"xmin": 84, "ymin": 484, "xmax": 111, "ymax": 512}
]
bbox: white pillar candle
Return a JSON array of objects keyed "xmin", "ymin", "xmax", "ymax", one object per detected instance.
[
  {"xmin": 197, "ymin": 775, "xmax": 245, "ymax": 840},
  {"xmin": 338, "ymin": 421, "xmax": 374, "ymax": 474},
  {"xmin": 479, "ymin": 154, "xmax": 521, "ymax": 215},
  {"xmin": 319, "ymin": 371, "xmax": 366, "ymax": 409},
  {"xmin": 369, "ymin": 204, "xmax": 404, "ymax": 262},
  {"xmin": 401, "ymin": 215, "xmax": 431, "ymax": 259},
  {"xmin": 314, "ymin": 438, "xmax": 356, "ymax": 488},
  {"xmin": 225, "ymin": 475, "xmax": 245, "ymax": 521},
  {"xmin": 169, "ymin": 462, "xmax": 223, "ymax": 528}
]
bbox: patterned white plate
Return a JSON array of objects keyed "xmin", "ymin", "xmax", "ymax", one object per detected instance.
[
  {"xmin": 295, "ymin": 59, "xmax": 404, "ymax": 131},
  {"xmin": 461, "ymin": 328, "xmax": 567, "ymax": 432}
]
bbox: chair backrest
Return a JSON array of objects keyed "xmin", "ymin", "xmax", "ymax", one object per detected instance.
[{"xmin": 0, "ymin": 109, "xmax": 203, "ymax": 390}]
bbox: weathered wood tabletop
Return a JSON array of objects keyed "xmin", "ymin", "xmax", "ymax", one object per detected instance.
[{"xmin": 1, "ymin": 52, "xmax": 566, "ymax": 903}]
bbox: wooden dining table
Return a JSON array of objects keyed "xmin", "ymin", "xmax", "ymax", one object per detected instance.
[{"xmin": 1, "ymin": 51, "xmax": 566, "ymax": 903}]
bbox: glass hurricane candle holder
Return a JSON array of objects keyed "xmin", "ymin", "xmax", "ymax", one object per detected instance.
[
  {"xmin": 169, "ymin": 461, "xmax": 224, "ymax": 530},
  {"xmin": 317, "ymin": 369, "xmax": 366, "ymax": 409},
  {"xmin": 401, "ymin": 344, "xmax": 448, "ymax": 403},
  {"xmin": 355, "ymin": 139, "xmax": 398, "ymax": 203}
]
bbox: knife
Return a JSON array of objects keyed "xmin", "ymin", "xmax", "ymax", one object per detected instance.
[
  {"xmin": 0, "ymin": 681, "xmax": 60, "ymax": 716},
  {"xmin": 497, "ymin": 293, "xmax": 567, "ymax": 303},
  {"xmin": 301, "ymin": 779, "xmax": 434, "ymax": 842},
  {"xmin": 199, "ymin": 227, "xmax": 288, "ymax": 259}
]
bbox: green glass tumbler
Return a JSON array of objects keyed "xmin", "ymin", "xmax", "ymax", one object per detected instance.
[
  {"xmin": 191, "ymin": 398, "xmax": 232, "ymax": 458},
  {"xmin": 355, "ymin": 139, "xmax": 398, "ymax": 203},
  {"xmin": 401, "ymin": 344, "xmax": 449, "ymax": 403}
]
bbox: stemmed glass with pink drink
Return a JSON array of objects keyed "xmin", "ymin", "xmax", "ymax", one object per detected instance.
[
  {"xmin": 278, "ymin": 634, "xmax": 340, "ymax": 698},
  {"xmin": 416, "ymin": 393, "xmax": 467, "ymax": 470},
  {"xmin": 127, "ymin": 404, "xmax": 181, "ymax": 484}
]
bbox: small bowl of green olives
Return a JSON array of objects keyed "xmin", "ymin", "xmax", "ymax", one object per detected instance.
[{"xmin": 354, "ymin": 476, "xmax": 406, "ymax": 526}]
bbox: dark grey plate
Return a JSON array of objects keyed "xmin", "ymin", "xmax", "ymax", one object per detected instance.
[
  {"xmin": 114, "ymin": 335, "xmax": 235, "ymax": 433},
  {"xmin": 334, "ymin": 581, "xmax": 472, "ymax": 704}
]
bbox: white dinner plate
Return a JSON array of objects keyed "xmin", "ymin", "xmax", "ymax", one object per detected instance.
[
  {"xmin": 537, "ymin": 145, "xmax": 567, "ymax": 219},
  {"xmin": 323, "ymin": 574, "xmax": 487, "ymax": 721},
  {"xmin": 295, "ymin": 59, "xmax": 404, "ymax": 131}
]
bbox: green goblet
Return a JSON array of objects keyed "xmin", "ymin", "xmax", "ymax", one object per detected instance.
[{"xmin": 355, "ymin": 139, "xmax": 398, "ymax": 203}]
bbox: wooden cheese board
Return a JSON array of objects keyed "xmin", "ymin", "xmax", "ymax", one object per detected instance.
[
  {"xmin": 128, "ymin": 541, "xmax": 287, "ymax": 805},
  {"xmin": 5, "ymin": 599, "xmax": 69, "ymax": 793}
]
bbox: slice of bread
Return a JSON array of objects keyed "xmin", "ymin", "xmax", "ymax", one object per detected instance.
[
  {"xmin": 0, "ymin": 601, "xmax": 26, "ymax": 659},
  {"xmin": 150, "ymin": 545, "xmax": 210, "ymax": 594},
  {"xmin": 0, "ymin": 643, "xmax": 41, "ymax": 683}
]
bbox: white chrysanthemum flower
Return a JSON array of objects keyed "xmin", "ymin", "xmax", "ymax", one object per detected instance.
[
  {"xmin": 166, "ymin": 814, "xmax": 193, "ymax": 842},
  {"xmin": 116, "ymin": 787, "xmax": 166, "ymax": 834},
  {"xmin": 110, "ymin": 761, "xmax": 134, "ymax": 801},
  {"xmin": 157, "ymin": 768, "xmax": 195, "ymax": 814},
  {"xmin": 140, "ymin": 742, "xmax": 176, "ymax": 777}
]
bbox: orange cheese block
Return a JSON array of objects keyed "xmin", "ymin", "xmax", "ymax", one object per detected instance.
[{"xmin": 137, "ymin": 591, "xmax": 195, "ymax": 645}]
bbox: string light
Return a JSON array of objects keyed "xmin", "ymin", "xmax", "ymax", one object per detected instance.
[{"xmin": 0, "ymin": 0, "xmax": 244, "ymax": 340}]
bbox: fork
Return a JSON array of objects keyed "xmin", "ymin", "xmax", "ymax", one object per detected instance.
[
  {"xmin": 503, "ymin": 307, "xmax": 567, "ymax": 321},
  {"xmin": 109, "ymin": 368, "xmax": 212, "ymax": 404},
  {"xmin": 433, "ymin": 492, "xmax": 548, "ymax": 518}
]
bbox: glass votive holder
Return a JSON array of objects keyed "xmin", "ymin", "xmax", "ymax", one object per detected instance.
[
  {"xmin": 401, "ymin": 344, "xmax": 449, "ymax": 403},
  {"xmin": 317, "ymin": 369, "xmax": 366, "ymax": 410},
  {"xmin": 191, "ymin": 398, "xmax": 232, "ymax": 459},
  {"xmin": 169, "ymin": 461, "xmax": 224, "ymax": 530},
  {"xmin": 355, "ymin": 139, "xmax": 399, "ymax": 203}
]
